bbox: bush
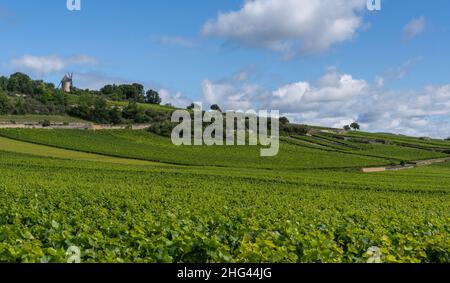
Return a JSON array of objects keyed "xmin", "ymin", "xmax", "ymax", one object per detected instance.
[
  {"xmin": 0, "ymin": 92, "xmax": 12, "ymax": 115},
  {"xmin": 148, "ymin": 120, "xmax": 175, "ymax": 137},
  {"xmin": 279, "ymin": 117, "xmax": 290, "ymax": 125},
  {"xmin": 41, "ymin": 120, "xmax": 51, "ymax": 127},
  {"xmin": 281, "ymin": 124, "xmax": 309, "ymax": 136}
]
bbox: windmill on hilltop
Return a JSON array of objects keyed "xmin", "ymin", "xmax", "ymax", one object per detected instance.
[{"xmin": 59, "ymin": 73, "xmax": 73, "ymax": 93}]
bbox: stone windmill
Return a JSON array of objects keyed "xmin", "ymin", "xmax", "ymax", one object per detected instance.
[{"xmin": 59, "ymin": 73, "xmax": 73, "ymax": 93}]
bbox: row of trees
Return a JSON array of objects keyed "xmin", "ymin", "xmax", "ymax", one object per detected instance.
[
  {"xmin": 343, "ymin": 123, "xmax": 360, "ymax": 131},
  {"xmin": 0, "ymin": 72, "xmax": 163, "ymax": 106},
  {"xmin": 99, "ymin": 84, "xmax": 162, "ymax": 105},
  {"xmin": 0, "ymin": 73, "xmax": 56, "ymax": 98},
  {"xmin": 0, "ymin": 72, "xmax": 168, "ymax": 124},
  {"xmin": 69, "ymin": 98, "xmax": 171, "ymax": 125}
]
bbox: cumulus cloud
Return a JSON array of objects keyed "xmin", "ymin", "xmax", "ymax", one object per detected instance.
[
  {"xmin": 202, "ymin": 80, "xmax": 264, "ymax": 111},
  {"xmin": 10, "ymin": 55, "xmax": 98, "ymax": 75},
  {"xmin": 200, "ymin": 70, "xmax": 450, "ymax": 138},
  {"xmin": 202, "ymin": 0, "xmax": 366, "ymax": 55},
  {"xmin": 403, "ymin": 16, "xmax": 426, "ymax": 41},
  {"xmin": 73, "ymin": 72, "xmax": 131, "ymax": 90},
  {"xmin": 158, "ymin": 88, "xmax": 192, "ymax": 108}
]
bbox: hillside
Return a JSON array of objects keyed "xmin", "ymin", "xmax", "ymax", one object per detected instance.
[
  {"xmin": 0, "ymin": 72, "xmax": 449, "ymax": 264},
  {"xmin": 0, "ymin": 128, "xmax": 448, "ymax": 167},
  {"xmin": 0, "ymin": 128, "xmax": 449, "ymax": 263}
]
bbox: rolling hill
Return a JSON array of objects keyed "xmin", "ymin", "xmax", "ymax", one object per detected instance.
[{"xmin": 0, "ymin": 127, "xmax": 449, "ymax": 263}]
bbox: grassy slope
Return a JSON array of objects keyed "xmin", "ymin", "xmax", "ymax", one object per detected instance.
[
  {"xmin": 0, "ymin": 129, "xmax": 389, "ymax": 170},
  {"xmin": 0, "ymin": 115, "xmax": 88, "ymax": 123},
  {"xmin": 0, "ymin": 148, "xmax": 448, "ymax": 263},
  {"xmin": 0, "ymin": 129, "xmax": 448, "ymax": 263},
  {"xmin": 0, "ymin": 136, "xmax": 164, "ymax": 166},
  {"xmin": 345, "ymin": 131, "xmax": 450, "ymax": 149},
  {"xmin": 107, "ymin": 101, "xmax": 176, "ymax": 112},
  {"xmin": 291, "ymin": 134, "xmax": 448, "ymax": 161}
]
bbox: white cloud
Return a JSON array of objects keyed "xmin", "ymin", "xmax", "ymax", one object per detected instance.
[
  {"xmin": 202, "ymin": 0, "xmax": 366, "ymax": 55},
  {"xmin": 200, "ymin": 70, "xmax": 450, "ymax": 139},
  {"xmin": 403, "ymin": 16, "xmax": 426, "ymax": 40},
  {"xmin": 73, "ymin": 72, "xmax": 131, "ymax": 90},
  {"xmin": 201, "ymin": 79, "xmax": 263, "ymax": 110},
  {"xmin": 10, "ymin": 55, "xmax": 98, "ymax": 75},
  {"xmin": 158, "ymin": 88, "xmax": 192, "ymax": 108}
]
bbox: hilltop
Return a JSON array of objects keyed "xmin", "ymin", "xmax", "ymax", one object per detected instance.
[{"xmin": 0, "ymin": 72, "xmax": 175, "ymax": 126}]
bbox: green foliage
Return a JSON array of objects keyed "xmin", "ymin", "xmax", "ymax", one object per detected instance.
[
  {"xmin": 68, "ymin": 95, "xmax": 113, "ymax": 124},
  {"xmin": 0, "ymin": 147, "xmax": 448, "ymax": 263},
  {"xmin": 290, "ymin": 134, "xmax": 447, "ymax": 161},
  {"xmin": 280, "ymin": 124, "xmax": 309, "ymax": 136},
  {"xmin": 0, "ymin": 129, "xmax": 389, "ymax": 169},
  {"xmin": 40, "ymin": 120, "xmax": 51, "ymax": 127},
  {"xmin": 350, "ymin": 122, "xmax": 360, "ymax": 131},
  {"xmin": 148, "ymin": 120, "xmax": 175, "ymax": 137},
  {"xmin": 0, "ymin": 76, "xmax": 8, "ymax": 91},
  {"xmin": 0, "ymin": 91, "xmax": 12, "ymax": 115},
  {"xmin": 0, "ymin": 73, "xmax": 176, "ymax": 125},
  {"xmin": 279, "ymin": 117, "xmax": 290, "ymax": 125},
  {"xmin": 100, "ymin": 83, "xmax": 146, "ymax": 103},
  {"xmin": 346, "ymin": 131, "xmax": 450, "ymax": 149},
  {"xmin": 6, "ymin": 72, "xmax": 33, "ymax": 94},
  {"xmin": 145, "ymin": 89, "xmax": 162, "ymax": 105},
  {"xmin": 0, "ymin": 115, "xmax": 86, "ymax": 123}
]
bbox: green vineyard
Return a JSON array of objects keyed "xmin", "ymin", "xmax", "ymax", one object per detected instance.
[{"xmin": 0, "ymin": 129, "xmax": 449, "ymax": 263}]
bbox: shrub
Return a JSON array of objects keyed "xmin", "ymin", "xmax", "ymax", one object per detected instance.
[
  {"xmin": 281, "ymin": 124, "xmax": 309, "ymax": 136},
  {"xmin": 148, "ymin": 120, "xmax": 175, "ymax": 137},
  {"xmin": 41, "ymin": 120, "xmax": 51, "ymax": 127}
]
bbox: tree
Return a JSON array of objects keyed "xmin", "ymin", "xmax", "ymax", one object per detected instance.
[
  {"xmin": 187, "ymin": 103, "xmax": 195, "ymax": 110},
  {"xmin": 350, "ymin": 122, "xmax": 360, "ymax": 131},
  {"xmin": 279, "ymin": 117, "xmax": 290, "ymax": 125},
  {"xmin": 100, "ymin": 84, "xmax": 117, "ymax": 96},
  {"xmin": 145, "ymin": 89, "xmax": 162, "ymax": 105},
  {"xmin": 0, "ymin": 76, "xmax": 8, "ymax": 91},
  {"xmin": 119, "ymin": 84, "xmax": 145, "ymax": 102},
  {"xmin": 130, "ymin": 83, "xmax": 145, "ymax": 102},
  {"xmin": 122, "ymin": 101, "xmax": 139, "ymax": 120},
  {"xmin": 210, "ymin": 104, "xmax": 222, "ymax": 112},
  {"xmin": 13, "ymin": 97, "xmax": 27, "ymax": 115},
  {"xmin": 0, "ymin": 92, "xmax": 12, "ymax": 114},
  {"xmin": 108, "ymin": 107, "xmax": 123, "ymax": 125},
  {"xmin": 343, "ymin": 125, "xmax": 351, "ymax": 131},
  {"xmin": 445, "ymin": 137, "xmax": 450, "ymax": 141},
  {"xmin": 281, "ymin": 124, "xmax": 309, "ymax": 135},
  {"xmin": 100, "ymin": 83, "xmax": 145, "ymax": 102},
  {"xmin": 7, "ymin": 72, "xmax": 33, "ymax": 94}
]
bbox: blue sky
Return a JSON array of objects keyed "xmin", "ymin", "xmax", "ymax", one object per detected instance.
[{"xmin": 1, "ymin": 0, "xmax": 449, "ymax": 137}]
